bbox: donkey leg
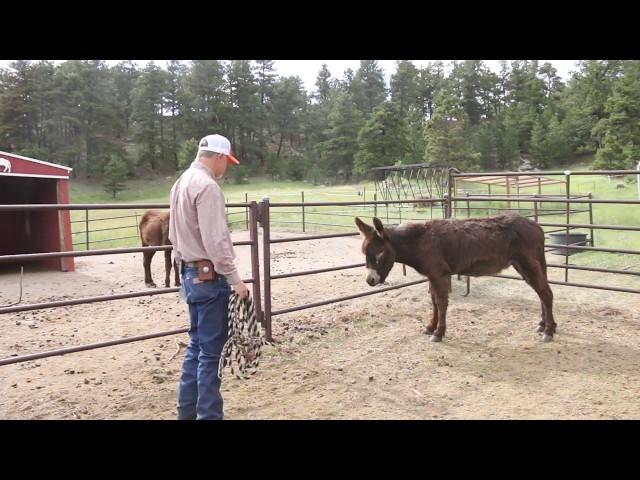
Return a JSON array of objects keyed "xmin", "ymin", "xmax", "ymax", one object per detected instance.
[
  {"xmin": 425, "ymin": 288, "xmax": 439, "ymax": 335},
  {"xmin": 431, "ymin": 278, "xmax": 450, "ymax": 342},
  {"xmin": 143, "ymin": 250, "xmax": 156, "ymax": 288},
  {"xmin": 538, "ymin": 286, "xmax": 555, "ymax": 342},
  {"xmin": 164, "ymin": 250, "xmax": 172, "ymax": 288},
  {"xmin": 174, "ymin": 259, "xmax": 181, "ymax": 287},
  {"xmin": 512, "ymin": 261, "xmax": 546, "ymax": 333},
  {"xmin": 536, "ymin": 300, "xmax": 547, "ymax": 333},
  {"xmin": 514, "ymin": 257, "xmax": 556, "ymax": 342}
]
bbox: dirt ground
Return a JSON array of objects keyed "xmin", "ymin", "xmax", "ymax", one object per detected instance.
[{"xmin": 1, "ymin": 229, "xmax": 640, "ymax": 420}]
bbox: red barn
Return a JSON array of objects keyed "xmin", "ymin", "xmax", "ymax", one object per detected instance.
[{"xmin": 0, "ymin": 151, "xmax": 75, "ymax": 272}]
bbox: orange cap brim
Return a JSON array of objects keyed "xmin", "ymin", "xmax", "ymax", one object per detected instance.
[{"xmin": 227, "ymin": 154, "xmax": 240, "ymax": 165}]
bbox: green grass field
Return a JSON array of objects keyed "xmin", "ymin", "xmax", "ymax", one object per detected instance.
[
  {"xmin": 68, "ymin": 165, "xmax": 640, "ymax": 272},
  {"xmin": 69, "ymin": 176, "xmax": 398, "ymax": 250}
]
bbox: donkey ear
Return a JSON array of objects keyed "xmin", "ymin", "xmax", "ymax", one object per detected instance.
[
  {"xmin": 372, "ymin": 217, "xmax": 385, "ymax": 236},
  {"xmin": 355, "ymin": 217, "xmax": 374, "ymax": 236}
]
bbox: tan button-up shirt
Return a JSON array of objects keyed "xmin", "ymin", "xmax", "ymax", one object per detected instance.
[{"xmin": 168, "ymin": 161, "xmax": 241, "ymax": 286}]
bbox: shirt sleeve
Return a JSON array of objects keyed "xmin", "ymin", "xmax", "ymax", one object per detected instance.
[
  {"xmin": 168, "ymin": 186, "xmax": 181, "ymax": 264},
  {"xmin": 195, "ymin": 182, "xmax": 242, "ymax": 286}
]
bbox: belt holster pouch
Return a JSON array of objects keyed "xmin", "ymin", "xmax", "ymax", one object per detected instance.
[{"xmin": 197, "ymin": 260, "xmax": 216, "ymax": 282}]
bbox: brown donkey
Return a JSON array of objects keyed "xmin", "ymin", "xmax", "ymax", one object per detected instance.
[
  {"xmin": 355, "ymin": 214, "xmax": 556, "ymax": 342},
  {"xmin": 139, "ymin": 210, "xmax": 180, "ymax": 288}
]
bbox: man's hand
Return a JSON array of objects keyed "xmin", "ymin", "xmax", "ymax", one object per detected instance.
[{"xmin": 232, "ymin": 281, "xmax": 250, "ymax": 299}]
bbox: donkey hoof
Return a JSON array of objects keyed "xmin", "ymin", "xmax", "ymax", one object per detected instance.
[
  {"xmin": 424, "ymin": 328, "xmax": 435, "ymax": 335},
  {"xmin": 536, "ymin": 325, "xmax": 545, "ymax": 333},
  {"xmin": 542, "ymin": 334, "xmax": 554, "ymax": 343},
  {"xmin": 430, "ymin": 335, "xmax": 443, "ymax": 343},
  {"xmin": 146, "ymin": 283, "xmax": 156, "ymax": 288}
]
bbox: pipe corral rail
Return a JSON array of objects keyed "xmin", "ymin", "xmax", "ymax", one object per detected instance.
[
  {"xmin": 0, "ymin": 202, "xmax": 263, "ymax": 367},
  {"xmin": 2, "ymin": 168, "xmax": 640, "ymax": 368}
]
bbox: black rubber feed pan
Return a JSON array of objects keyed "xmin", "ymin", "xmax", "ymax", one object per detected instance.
[{"xmin": 548, "ymin": 232, "xmax": 588, "ymax": 256}]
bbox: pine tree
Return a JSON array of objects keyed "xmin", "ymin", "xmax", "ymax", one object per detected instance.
[
  {"xmin": 131, "ymin": 62, "xmax": 169, "ymax": 171},
  {"xmin": 354, "ymin": 101, "xmax": 408, "ymax": 175},
  {"xmin": 253, "ymin": 60, "xmax": 278, "ymax": 171},
  {"xmin": 350, "ymin": 60, "xmax": 387, "ymax": 116},
  {"xmin": 103, "ymin": 156, "xmax": 128, "ymax": 198},
  {"xmin": 530, "ymin": 115, "xmax": 549, "ymax": 168},
  {"xmin": 177, "ymin": 137, "xmax": 199, "ymax": 172},
  {"xmin": 183, "ymin": 60, "xmax": 227, "ymax": 136},
  {"xmin": 416, "ymin": 62, "xmax": 444, "ymax": 120},
  {"xmin": 314, "ymin": 90, "xmax": 364, "ymax": 180},
  {"xmin": 424, "ymin": 92, "xmax": 480, "ymax": 169},
  {"xmin": 314, "ymin": 64, "xmax": 332, "ymax": 102},
  {"xmin": 111, "ymin": 61, "xmax": 140, "ymax": 140},
  {"xmin": 226, "ymin": 60, "xmax": 261, "ymax": 164},
  {"xmin": 594, "ymin": 61, "xmax": 640, "ymax": 169},
  {"xmin": 165, "ymin": 60, "xmax": 188, "ymax": 170},
  {"xmin": 270, "ymin": 76, "xmax": 307, "ymax": 159},
  {"xmin": 390, "ymin": 61, "xmax": 419, "ymax": 114}
]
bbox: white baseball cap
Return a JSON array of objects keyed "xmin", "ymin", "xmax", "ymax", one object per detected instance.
[{"xmin": 198, "ymin": 134, "xmax": 240, "ymax": 165}]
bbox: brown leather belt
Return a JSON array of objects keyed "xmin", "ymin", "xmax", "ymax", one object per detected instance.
[{"xmin": 183, "ymin": 261, "xmax": 202, "ymax": 268}]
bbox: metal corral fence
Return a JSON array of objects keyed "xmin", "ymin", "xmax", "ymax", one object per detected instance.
[
  {"xmin": 74, "ymin": 187, "xmax": 443, "ymax": 248},
  {"xmin": 71, "ymin": 210, "xmax": 142, "ymax": 250},
  {"xmin": 258, "ymin": 198, "xmax": 442, "ymax": 340},
  {"xmin": 257, "ymin": 168, "xmax": 640, "ymax": 339},
  {"xmin": 0, "ymin": 202, "xmax": 263, "ymax": 366},
  {"xmin": 1, "ymin": 169, "xmax": 639, "ymax": 365},
  {"xmin": 450, "ymin": 169, "xmax": 640, "ymax": 295}
]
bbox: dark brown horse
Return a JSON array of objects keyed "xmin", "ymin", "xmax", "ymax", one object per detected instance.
[
  {"xmin": 355, "ymin": 214, "xmax": 556, "ymax": 342},
  {"xmin": 139, "ymin": 210, "xmax": 180, "ymax": 288}
]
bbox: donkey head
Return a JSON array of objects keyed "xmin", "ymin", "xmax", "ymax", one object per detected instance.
[{"xmin": 355, "ymin": 217, "xmax": 396, "ymax": 286}]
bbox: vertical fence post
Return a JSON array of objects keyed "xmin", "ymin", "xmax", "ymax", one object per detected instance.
[
  {"xmin": 249, "ymin": 201, "xmax": 263, "ymax": 329},
  {"xmin": 446, "ymin": 169, "xmax": 453, "ymax": 219},
  {"xmin": 588, "ymin": 192, "xmax": 595, "ymax": 247},
  {"xmin": 466, "ymin": 191, "xmax": 470, "ymax": 218},
  {"xmin": 453, "ymin": 177, "xmax": 458, "ymax": 218},
  {"xmin": 301, "ymin": 191, "xmax": 306, "ymax": 233},
  {"xmin": 533, "ymin": 197, "xmax": 539, "ymax": 223},
  {"xmin": 386, "ymin": 202, "xmax": 389, "ymax": 223},
  {"xmin": 85, "ymin": 209, "xmax": 90, "ymax": 251},
  {"xmin": 245, "ymin": 192, "xmax": 249, "ymax": 230},
  {"xmin": 261, "ymin": 196, "xmax": 272, "ymax": 342},
  {"xmin": 637, "ymin": 161, "xmax": 640, "ymax": 200},
  {"xmin": 564, "ymin": 171, "xmax": 571, "ymax": 283},
  {"xmin": 374, "ymin": 192, "xmax": 378, "ymax": 219},
  {"xmin": 446, "ymin": 170, "xmax": 454, "ymax": 292},
  {"xmin": 135, "ymin": 213, "xmax": 139, "ymax": 237},
  {"xmin": 363, "ymin": 185, "xmax": 366, "ymax": 203}
]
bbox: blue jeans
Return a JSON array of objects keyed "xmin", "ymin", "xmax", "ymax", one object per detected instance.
[{"xmin": 177, "ymin": 267, "xmax": 231, "ymax": 420}]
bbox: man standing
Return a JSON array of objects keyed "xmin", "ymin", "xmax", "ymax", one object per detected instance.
[{"xmin": 169, "ymin": 134, "xmax": 250, "ymax": 420}]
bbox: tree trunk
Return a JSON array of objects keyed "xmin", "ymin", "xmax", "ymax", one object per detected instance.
[
  {"xmin": 171, "ymin": 109, "xmax": 178, "ymax": 171},
  {"xmin": 159, "ymin": 99, "xmax": 166, "ymax": 168},
  {"xmin": 277, "ymin": 134, "xmax": 284, "ymax": 158}
]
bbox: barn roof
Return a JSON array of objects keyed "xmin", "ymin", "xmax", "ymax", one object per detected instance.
[{"xmin": 0, "ymin": 150, "xmax": 73, "ymax": 179}]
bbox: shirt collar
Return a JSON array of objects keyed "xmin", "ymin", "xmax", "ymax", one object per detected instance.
[{"xmin": 191, "ymin": 160, "xmax": 222, "ymax": 184}]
